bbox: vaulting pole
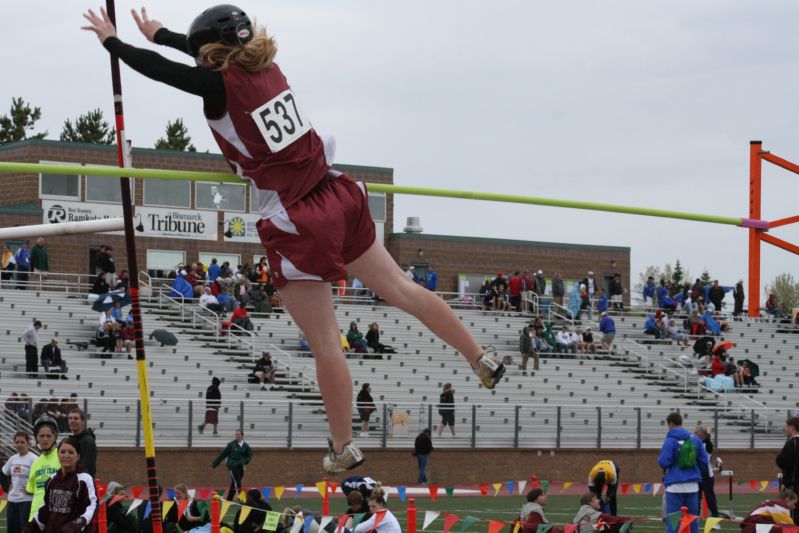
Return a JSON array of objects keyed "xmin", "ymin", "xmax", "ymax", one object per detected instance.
[{"xmin": 104, "ymin": 1, "xmax": 163, "ymax": 530}]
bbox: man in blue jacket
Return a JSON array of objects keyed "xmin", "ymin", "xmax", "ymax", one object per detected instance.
[{"xmin": 658, "ymin": 412, "xmax": 709, "ymax": 533}]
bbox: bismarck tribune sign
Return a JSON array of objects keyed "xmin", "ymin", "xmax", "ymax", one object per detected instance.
[{"xmin": 42, "ymin": 201, "xmax": 218, "ymax": 241}]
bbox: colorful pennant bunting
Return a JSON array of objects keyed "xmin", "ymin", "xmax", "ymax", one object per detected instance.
[
  {"xmin": 443, "ymin": 513, "xmax": 461, "ymax": 533},
  {"xmin": 423, "ymin": 511, "xmax": 440, "ymax": 529},
  {"xmin": 461, "ymin": 515, "xmax": 479, "ymax": 532}
]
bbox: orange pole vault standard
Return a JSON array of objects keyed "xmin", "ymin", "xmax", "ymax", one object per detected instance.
[{"xmin": 747, "ymin": 140, "xmax": 799, "ymax": 317}]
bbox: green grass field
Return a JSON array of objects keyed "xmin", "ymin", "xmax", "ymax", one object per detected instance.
[{"xmin": 230, "ymin": 493, "xmax": 768, "ymax": 533}]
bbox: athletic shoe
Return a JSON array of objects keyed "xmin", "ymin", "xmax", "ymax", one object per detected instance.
[
  {"xmin": 472, "ymin": 348, "xmax": 505, "ymax": 389},
  {"xmin": 197, "ymin": 424, "xmax": 204, "ymax": 434},
  {"xmin": 323, "ymin": 438, "xmax": 364, "ymax": 473}
]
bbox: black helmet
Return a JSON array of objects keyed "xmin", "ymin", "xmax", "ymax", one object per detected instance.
[
  {"xmin": 33, "ymin": 415, "xmax": 59, "ymax": 437},
  {"xmin": 187, "ymin": 5, "xmax": 253, "ymax": 57}
]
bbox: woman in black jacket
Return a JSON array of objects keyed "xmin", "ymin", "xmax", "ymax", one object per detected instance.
[
  {"xmin": 356, "ymin": 384, "xmax": 375, "ymax": 438},
  {"xmin": 437, "ymin": 384, "xmax": 456, "ymax": 437},
  {"xmin": 365, "ymin": 323, "xmax": 395, "ymax": 356}
]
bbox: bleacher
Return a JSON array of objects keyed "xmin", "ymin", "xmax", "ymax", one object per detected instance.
[{"xmin": 0, "ymin": 283, "xmax": 794, "ymax": 452}]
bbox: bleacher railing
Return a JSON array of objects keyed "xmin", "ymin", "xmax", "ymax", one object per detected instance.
[{"xmin": 56, "ymin": 397, "xmax": 793, "ymax": 450}]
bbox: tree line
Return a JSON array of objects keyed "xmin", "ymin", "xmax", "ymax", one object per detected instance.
[{"xmin": 0, "ymin": 96, "xmax": 195, "ymax": 151}]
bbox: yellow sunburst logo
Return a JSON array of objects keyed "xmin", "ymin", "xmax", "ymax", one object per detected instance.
[{"xmin": 229, "ymin": 217, "xmax": 247, "ymax": 237}]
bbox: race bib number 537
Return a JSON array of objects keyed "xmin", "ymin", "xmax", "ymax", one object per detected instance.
[{"xmin": 251, "ymin": 89, "xmax": 312, "ymax": 153}]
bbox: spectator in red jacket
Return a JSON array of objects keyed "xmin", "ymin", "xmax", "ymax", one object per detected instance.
[
  {"xmin": 710, "ymin": 355, "xmax": 726, "ymax": 377},
  {"xmin": 508, "ymin": 272, "xmax": 522, "ymax": 311}
]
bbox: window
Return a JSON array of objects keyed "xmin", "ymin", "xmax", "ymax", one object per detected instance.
[
  {"xmin": 86, "ymin": 175, "xmax": 134, "ymax": 203},
  {"xmin": 199, "ymin": 252, "xmax": 241, "ymax": 269},
  {"xmin": 368, "ymin": 192, "xmax": 386, "ymax": 222},
  {"xmin": 146, "ymin": 249, "xmax": 185, "ymax": 278},
  {"xmin": 39, "ymin": 161, "xmax": 80, "ymax": 200},
  {"xmin": 143, "ymin": 179, "xmax": 191, "ymax": 208},
  {"xmin": 195, "ymin": 182, "xmax": 246, "ymax": 212}
]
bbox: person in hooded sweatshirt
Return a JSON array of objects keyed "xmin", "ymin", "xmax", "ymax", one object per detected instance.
[
  {"xmin": 68, "ymin": 409, "xmax": 96, "ymax": 478},
  {"xmin": 520, "ymin": 489, "xmax": 562, "ymax": 533},
  {"xmin": 24, "ymin": 436, "xmax": 97, "ymax": 533},
  {"xmin": 573, "ymin": 493, "xmax": 631, "ymax": 533},
  {"xmin": 658, "ymin": 412, "xmax": 709, "ymax": 533}
]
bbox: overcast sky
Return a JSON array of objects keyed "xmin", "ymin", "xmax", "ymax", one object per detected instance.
[{"xmin": 3, "ymin": 1, "xmax": 798, "ymax": 297}]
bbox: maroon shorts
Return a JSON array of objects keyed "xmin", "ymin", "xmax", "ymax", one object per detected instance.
[
  {"xmin": 257, "ymin": 173, "xmax": 376, "ymax": 289},
  {"xmin": 204, "ymin": 409, "xmax": 219, "ymax": 425}
]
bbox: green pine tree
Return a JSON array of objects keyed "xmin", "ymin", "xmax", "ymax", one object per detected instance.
[
  {"xmin": 0, "ymin": 97, "xmax": 48, "ymax": 144},
  {"xmin": 154, "ymin": 118, "xmax": 196, "ymax": 152},
  {"xmin": 700, "ymin": 269, "xmax": 712, "ymax": 285},
  {"xmin": 60, "ymin": 109, "xmax": 115, "ymax": 144},
  {"xmin": 671, "ymin": 259, "xmax": 685, "ymax": 288}
]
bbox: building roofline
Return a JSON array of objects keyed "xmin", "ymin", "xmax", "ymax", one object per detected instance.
[
  {"xmin": 0, "ymin": 202, "xmax": 43, "ymax": 215},
  {"xmin": 390, "ymin": 232, "xmax": 630, "ymax": 253},
  {"xmin": 0, "ymin": 139, "xmax": 394, "ymax": 173}
]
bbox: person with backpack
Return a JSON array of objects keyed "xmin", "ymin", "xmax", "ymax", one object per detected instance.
[{"xmin": 658, "ymin": 412, "xmax": 709, "ymax": 533}]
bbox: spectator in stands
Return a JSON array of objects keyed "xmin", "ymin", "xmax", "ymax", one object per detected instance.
[
  {"xmin": 596, "ymin": 288, "xmax": 609, "ymax": 314},
  {"xmin": 777, "ymin": 417, "xmax": 799, "ymax": 523},
  {"xmin": 115, "ymin": 269, "xmax": 130, "ymax": 293},
  {"xmin": 250, "ymin": 283, "xmax": 272, "ymax": 316},
  {"xmin": 40, "ymin": 339, "xmax": 67, "ymax": 379},
  {"xmin": 582, "ymin": 328, "xmax": 597, "ymax": 356},
  {"xmin": 532, "ymin": 320, "xmax": 553, "ymax": 355},
  {"xmin": 235, "ymin": 275, "xmax": 252, "ymax": 307},
  {"xmin": 508, "ymin": 272, "xmax": 522, "ymax": 311},
  {"xmin": 199, "ymin": 287, "xmax": 223, "ymax": 314},
  {"xmin": 173, "ymin": 483, "xmax": 210, "ymax": 532},
  {"xmin": 571, "ymin": 328, "xmax": 585, "ymax": 355},
  {"xmin": 253, "ymin": 352, "xmax": 276, "ymax": 390},
  {"xmin": 68, "ymin": 408, "xmax": 97, "ymax": 478},
  {"xmin": 708, "ymin": 280, "xmax": 725, "ymax": 313},
  {"xmin": 741, "ymin": 361, "xmax": 759, "ymax": 387},
  {"xmin": 366, "ymin": 323, "xmax": 394, "ymax": 355},
  {"xmin": 230, "ymin": 305, "xmax": 253, "ymax": 333},
  {"xmin": 110, "ymin": 301, "xmax": 126, "ymax": 326},
  {"xmin": 609, "ymin": 274, "xmax": 624, "ymax": 311},
  {"xmin": 599, "ymin": 313, "xmax": 616, "ymax": 354},
  {"xmin": 347, "ymin": 322, "xmax": 369, "ymax": 353},
  {"xmin": 5, "ymin": 392, "xmax": 22, "ymax": 416},
  {"xmin": 658, "ymin": 412, "xmax": 709, "ymax": 533},
  {"xmin": 356, "ymin": 384, "xmax": 375, "ymax": 438},
  {"xmin": 438, "ymin": 384, "xmax": 455, "ymax": 436},
  {"xmin": 551, "ymin": 273, "xmax": 565, "ymax": 308},
  {"xmin": 89, "ymin": 273, "xmax": 110, "ymax": 296},
  {"xmin": 666, "ymin": 320, "xmax": 689, "ymax": 346},
  {"xmin": 556, "ymin": 326, "xmax": 576, "ymax": 356},
  {"xmin": 2, "ymin": 243, "xmax": 16, "ymax": 285},
  {"xmin": 520, "ymin": 270, "xmax": 534, "ymax": 312},
  {"xmin": 643, "ymin": 276, "xmax": 656, "ymax": 307},
  {"xmin": 766, "ymin": 293, "xmax": 788, "ymax": 319},
  {"xmin": 740, "ymin": 490, "xmax": 797, "ymax": 533},
  {"xmin": 212, "ymin": 428, "xmax": 253, "ymax": 501},
  {"xmin": 425, "ymin": 264, "xmax": 438, "ymax": 291},
  {"xmin": 710, "ymin": 354, "xmax": 726, "ymax": 377},
  {"xmin": 519, "ymin": 326, "xmax": 534, "ymax": 375},
  {"xmin": 3, "ymin": 430, "xmax": 34, "ymax": 533},
  {"xmin": 27, "ymin": 436, "xmax": 97, "ymax": 533},
  {"xmin": 643, "ymin": 313, "xmax": 664, "ymax": 340},
  {"xmin": 582, "ymin": 271, "xmax": 599, "ymax": 307},
  {"xmin": 588, "ymin": 460, "xmax": 619, "ymax": 516},
  {"xmin": 98, "ymin": 245, "xmax": 116, "ymax": 287},
  {"xmin": 573, "ymin": 492, "xmax": 630, "ymax": 533},
  {"xmin": 207, "ymin": 258, "xmax": 221, "ymax": 283},
  {"xmin": 656, "ymin": 279, "xmax": 670, "ymax": 308},
  {"xmin": 30, "ymin": 238, "xmax": 48, "ymax": 283},
  {"xmin": 733, "ymin": 280, "xmax": 745, "ymax": 317},
  {"xmin": 693, "ymin": 426, "xmax": 719, "ymax": 520},
  {"xmin": 495, "ymin": 282, "xmax": 511, "ymax": 311},
  {"xmin": 413, "ymin": 429, "xmax": 433, "ymax": 485},
  {"xmin": 254, "ymin": 257, "xmax": 270, "ymax": 285},
  {"xmin": 689, "ymin": 309, "xmax": 707, "ymax": 336},
  {"xmin": 22, "ymin": 320, "xmax": 42, "ymax": 378},
  {"xmin": 14, "ymin": 240, "xmax": 30, "ymax": 289},
  {"xmin": 198, "ymin": 377, "xmax": 222, "ymax": 435},
  {"xmin": 481, "ymin": 281, "xmax": 496, "ymax": 310}
]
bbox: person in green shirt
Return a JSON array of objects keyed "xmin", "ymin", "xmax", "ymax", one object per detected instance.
[
  {"xmin": 211, "ymin": 428, "xmax": 253, "ymax": 501},
  {"xmin": 30, "ymin": 238, "xmax": 49, "ymax": 281},
  {"xmin": 25, "ymin": 415, "xmax": 61, "ymax": 520}
]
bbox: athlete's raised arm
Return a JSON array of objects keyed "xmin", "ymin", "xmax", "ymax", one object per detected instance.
[{"xmin": 132, "ymin": 7, "xmax": 192, "ymax": 56}]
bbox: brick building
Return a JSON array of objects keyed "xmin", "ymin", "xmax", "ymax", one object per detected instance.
[{"xmin": 0, "ymin": 139, "xmax": 630, "ymax": 297}]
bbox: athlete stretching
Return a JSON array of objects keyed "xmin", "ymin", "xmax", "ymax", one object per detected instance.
[{"xmin": 82, "ymin": 4, "xmax": 505, "ymax": 472}]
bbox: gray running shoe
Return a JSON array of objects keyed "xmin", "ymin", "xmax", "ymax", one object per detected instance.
[
  {"xmin": 323, "ymin": 438, "xmax": 365, "ymax": 473},
  {"xmin": 472, "ymin": 348, "xmax": 505, "ymax": 389}
]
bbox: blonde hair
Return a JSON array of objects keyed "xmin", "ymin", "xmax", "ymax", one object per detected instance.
[
  {"xmin": 199, "ymin": 23, "xmax": 277, "ymax": 72},
  {"xmin": 368, "ymin": 484, "xmax": 387, "ymax": 507}
]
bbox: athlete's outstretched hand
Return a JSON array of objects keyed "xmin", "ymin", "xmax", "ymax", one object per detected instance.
[
  {"xmin": 82, "ymin": 7, "xmax": 117, "ymax": 43},
  {"xmin": 131, "ymin": 7, "xmax": 163, "ymax": 42}
]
